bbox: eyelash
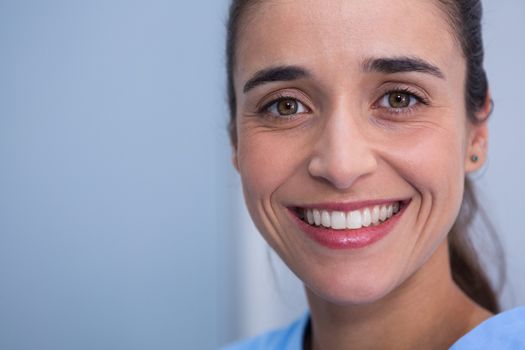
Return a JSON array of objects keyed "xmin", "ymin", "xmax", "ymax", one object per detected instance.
[
  {"xmin": 257, "ymin": 94, "xmax": 310, "ymax": 119},
  {"xmin": 256, "ymin": 87, "xmax": 429, "ymax": 119},
  {"xmin": 375, "ymin": 87, "xmax": 429, "ymax": 115}
]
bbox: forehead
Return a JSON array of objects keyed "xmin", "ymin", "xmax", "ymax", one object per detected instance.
[{"xmin": 235, "ymin": 0, "xmax": 462, "ymax": 83}]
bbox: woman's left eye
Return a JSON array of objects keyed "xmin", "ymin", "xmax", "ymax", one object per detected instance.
[
  {"xmin": 378, "ymin": 91, "xmax": 419, "ymax": 109},
  {"xmin": 264, "ymin": 97, "xmax": 309, "ymax": 117}
]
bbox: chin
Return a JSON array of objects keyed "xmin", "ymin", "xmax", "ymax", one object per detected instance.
[{"xmin": 303, "ymin": 267, "xmax": 401, "ymax": 306}]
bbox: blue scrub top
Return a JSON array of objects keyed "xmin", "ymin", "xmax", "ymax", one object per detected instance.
[{"xmin": 221, "ymin": 307, "xmax": 525, "ymax": 350}]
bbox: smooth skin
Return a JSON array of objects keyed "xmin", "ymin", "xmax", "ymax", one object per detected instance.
[{"xmin": 232, "ymin": 0, "xmax": 493, "ymax": 349}]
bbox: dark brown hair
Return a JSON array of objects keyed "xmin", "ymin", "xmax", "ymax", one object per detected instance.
[
  {"xmin": 436, "ymin": 0, "xmax": 504, "ymax": 313},
  {"xmin": 225, "ymin": 0, "xmax": 504, "ymax": 312}
]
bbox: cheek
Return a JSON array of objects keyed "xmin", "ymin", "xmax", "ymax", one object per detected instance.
[
  {"xmin": 237, "ymin": 130, "xmax": 308, "ymax": 202},
  {"xmin": 382, "ymin": 125, "xmax": 467, "ymax": 249},
  {"xmin": 380, "ymin": 122, "xmax": 467, "ymax": 194},
  {"xmin": 237, "ymin": 138, "xmax": 281, "ymax": 203},
  {"xmin": 235, "ymin": 131, "xmax": 301, "ymax": 244},
  {"xmin": 236, "ymin": 129, "xmax": 312, "ymax": 253}
]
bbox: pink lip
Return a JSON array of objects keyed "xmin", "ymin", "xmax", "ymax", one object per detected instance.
[{"xmin": 288, "ymin": 199, "xmax": 410, "ymax": 250}]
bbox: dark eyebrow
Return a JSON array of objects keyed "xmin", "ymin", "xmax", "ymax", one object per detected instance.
[
  {"xmin": 363, "ymin": 57, "xmax": 445, "ymax": 79},
  {"xmin": 243, "ymin": 66, "xmax": 310, "ymax": 93}
]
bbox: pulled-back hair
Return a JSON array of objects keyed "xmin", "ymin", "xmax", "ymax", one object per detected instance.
[{"xmin": 225, "ymin": 0, "xmax": 504, "ymax": 313}]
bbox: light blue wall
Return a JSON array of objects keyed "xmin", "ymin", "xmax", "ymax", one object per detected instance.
[
  {"xmin": 0, "ymin": 1, "xmax": 234, "ymax": 349},
  {"xmin": 481, "ymin": 0, "xmax": 525, "ymax": 307}
]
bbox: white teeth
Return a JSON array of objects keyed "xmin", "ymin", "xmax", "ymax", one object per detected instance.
[
  {"xmin": 321, "ymin": 210, "xmax": 331, "ymax": 227},
  {"xmin": 387, "ymin": 204, "xmax": 393, "ymax": 218},
  {"xmin": 331, "ymin": 211, "xmax": 346, "ymax": 229},
  {"xmin": 306, "ymin": 210, "xmax": 314, "ymax": 225},
  {"xmin": 347, "ymin": 210, "xmax": 362, "ymax": 229},
  {"xmin": 313, "ymin": 209, "xmax": 321, "ymax": 225},
  {"xmin": 362, "ymin": 208, "xmax": 372, "ymax": 227},
  {"xmin": 372, "ymin": 206, "xmax": 380, "ymax": 224},
  {"xmin": 302, "ymin": 201, "xmax": 402, "ymax": 230},
  {"xmin": 379, "ymin": 206, "xmax": 387, "ymax": 222}
]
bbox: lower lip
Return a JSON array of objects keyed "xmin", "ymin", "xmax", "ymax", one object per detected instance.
[{"xmin": 288, "ymin": 203, "xmax": 408, "ymax": 250}]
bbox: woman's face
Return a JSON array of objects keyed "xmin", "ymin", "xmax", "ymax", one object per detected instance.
[{"xmin": 233, "ymin": 0, "xmax": 487, "ymax": 304}]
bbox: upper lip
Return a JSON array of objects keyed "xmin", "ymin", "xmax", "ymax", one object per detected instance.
[{"xmin": 292, "ymin": 198, "xmax": 409, "ymax": 212}]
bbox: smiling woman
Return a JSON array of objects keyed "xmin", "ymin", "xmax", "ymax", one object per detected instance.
[{"xmin": 222, "ymin": 0, "xmax": 525, "ymax": 349}]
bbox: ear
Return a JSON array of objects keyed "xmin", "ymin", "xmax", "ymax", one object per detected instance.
[
  {"xmin": 465, "ymin": 94, "xmax": 492, "ymax": 173},
  {"xmin": 465, "ymin": 122, "xmax": 488, "ymax": 173}
]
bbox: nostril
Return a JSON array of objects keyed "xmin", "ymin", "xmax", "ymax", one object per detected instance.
[
  {"xmin": 307, "ymin": 151, "xmax": 378, "ymax": 191},
  {"xmin": 307, "ymin": 156, "xmax": 323, "ymax": 178}
]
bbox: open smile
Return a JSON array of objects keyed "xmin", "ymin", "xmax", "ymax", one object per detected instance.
[{"xmin": 288, "ymin": 199, "xmax": 411, "ymax": 249}]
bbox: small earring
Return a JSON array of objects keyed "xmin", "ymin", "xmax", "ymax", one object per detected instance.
[{"xmin": 471, "ymin": 154, "xmax": 479, "ymax": 163}]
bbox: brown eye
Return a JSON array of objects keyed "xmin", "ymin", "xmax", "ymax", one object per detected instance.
[
  {"xmin": 388, "ymin": 92, "xmax": 411, "ymax": 108},
  {"xmin": 264, "ymin": 97, "xmax": 308, "ymax": 117},
  {"xmin": 377, "ymin": 90, "xmax": 420, "ymax": 111},
  {"xmin": 277, "ymin": 99, "xmax": 299, "ymax": 115}
]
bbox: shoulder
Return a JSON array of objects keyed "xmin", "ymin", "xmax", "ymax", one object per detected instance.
[
  {"xmin": 451, "ymin": 307, "xmax": 525, "ymax": 349},
  {"xmin": 219, "ymin": 313, "xmax": 309, "ymax": 350}
]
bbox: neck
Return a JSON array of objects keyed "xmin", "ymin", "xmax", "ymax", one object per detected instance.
[{"xmin": 305, "ymin": 242, "xmax": 491, "ymax": 350}]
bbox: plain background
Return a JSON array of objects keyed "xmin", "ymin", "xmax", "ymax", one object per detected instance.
[
  {"xmin": 1, "ymin": 1, "xmax": 233, "ymax": 349},
  {"xmin": 0, "ymin": 1, "xmax": 523, "ymax": 349}
]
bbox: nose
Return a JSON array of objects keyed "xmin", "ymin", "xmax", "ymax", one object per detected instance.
[{"xmin": 308, "ymin": 103, "xmax": 377, "ymax": 190}]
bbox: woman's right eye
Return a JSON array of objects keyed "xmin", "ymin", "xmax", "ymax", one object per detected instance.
[{"xmin": 262, "ymin": 97, "xmax": 309, "ymax": 117}]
